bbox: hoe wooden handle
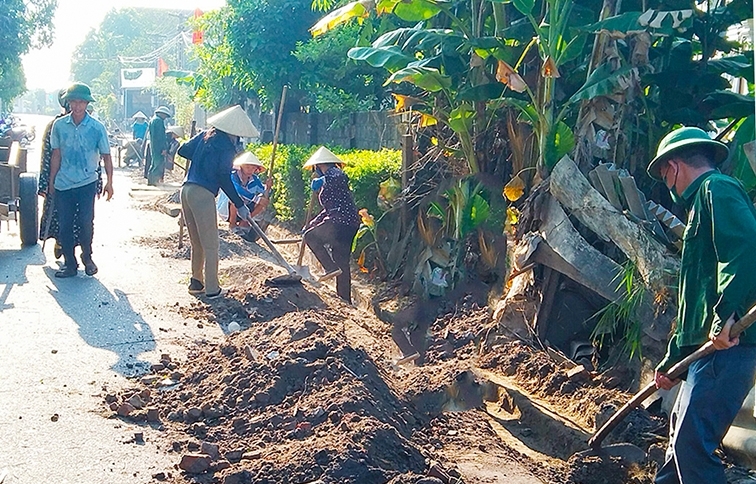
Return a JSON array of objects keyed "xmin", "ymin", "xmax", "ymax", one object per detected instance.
[{"xmin": 589, "ymin": 303, "xmax": 756, "ymax": 449}]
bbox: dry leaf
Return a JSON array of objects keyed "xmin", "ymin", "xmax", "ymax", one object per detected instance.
[
  {"xmin": 503, "ymin": 174, "xmax": 525, "ymax": 201},
  {"xmin": 392, "ymin": 93, "xmax": 423, "ymax": 112},
  {"xmin": 541, "ymin": 56, "xmax": 561, "ymax": 78},
  {"xmin": 357, "ymin": 250, "xmax": 369, "ymax": 273},
  {"xmin": 496, "ymin": 60, "xmax": 528, "ymax": 93}
]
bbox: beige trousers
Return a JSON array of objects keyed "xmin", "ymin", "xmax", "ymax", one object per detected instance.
[{"xmin": 180, "ymin": 183, "xmax": 220, "ymax": 295}]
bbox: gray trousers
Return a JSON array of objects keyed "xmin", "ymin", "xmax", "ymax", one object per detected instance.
[
  {"xmin": 655, "ymin": 344, "xmax": 756, "ymax": 484},
  {"xmin": 180, "ymin": 183, "xmax": 220, "ymax": 296}
]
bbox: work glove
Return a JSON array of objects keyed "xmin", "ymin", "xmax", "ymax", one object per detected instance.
[
  {"xmin": 310, "ymin": 176, "xmax": 325, "ymax": 192},
  {"xmin": 236, "ymin": 204, "xmax": 251, "ymax": 221}
]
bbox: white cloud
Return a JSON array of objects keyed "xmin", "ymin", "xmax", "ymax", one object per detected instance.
[{"xmin": 21, "ymin": 0, "xmax": 226, "ymax": 92}]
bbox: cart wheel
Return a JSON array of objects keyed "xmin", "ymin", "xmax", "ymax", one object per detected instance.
[{"xmin": 19, "ymin": 172, "xmax": 39, "ymax": 246}]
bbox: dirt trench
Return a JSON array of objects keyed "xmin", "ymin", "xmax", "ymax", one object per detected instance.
[{"xmin": 122, "ymin": 231, "xmax": 664, "ymax": 484}]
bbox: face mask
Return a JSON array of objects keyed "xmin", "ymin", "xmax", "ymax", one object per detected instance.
[{"xmin": 664, "ymin": 163, "xmax": 684, "ymax": 204}]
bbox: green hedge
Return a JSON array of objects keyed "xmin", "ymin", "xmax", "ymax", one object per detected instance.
[{"xmin": 248, "ymin": 144, "xmax": 401, "ymax": 228}]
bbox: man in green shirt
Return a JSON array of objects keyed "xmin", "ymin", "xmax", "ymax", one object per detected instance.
[
  {"xmin": 648, "ymin": 127, "xmax": 756, "ymax": 484},
  {"xmin": 146, "ymin": 106, "xmax": 171, "ymax": 186}
]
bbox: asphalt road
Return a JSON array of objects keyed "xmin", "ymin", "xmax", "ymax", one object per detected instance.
[{"xmin": 0, "ymin": 156, "xmax": 227, "ymax": 482}]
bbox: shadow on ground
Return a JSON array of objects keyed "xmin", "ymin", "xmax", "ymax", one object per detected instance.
[{"xmin": 44, "ymin": 267, "xmax": 156, "ymax": 376}]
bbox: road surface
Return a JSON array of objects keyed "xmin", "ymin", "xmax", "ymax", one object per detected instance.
[{"xmin": 0, "ymin": 160, "xmax": 228, "ymax": 483}]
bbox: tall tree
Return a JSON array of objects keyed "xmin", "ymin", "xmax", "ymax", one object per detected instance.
[
  {"xmin": 70, "ymin": 8, "xmax": 192, "ymax": 121},
  {"xmin": 0, "ymin": 0, "xmax": 56, "ymax": 104}
]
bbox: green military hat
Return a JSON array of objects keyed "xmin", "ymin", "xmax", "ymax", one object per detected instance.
[
  {"xmin": 63, "ymin": 82, "xmax": 95, "ymax": 103},
  {"xmin": 647, "ymin": 126, "xmax": 729, "ymax": 181}
]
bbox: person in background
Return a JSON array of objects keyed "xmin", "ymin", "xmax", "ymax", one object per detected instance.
[
  {"xmin": 178, "ymin": 105, "xmax": 259, "ymax": 298},
  {"xmin": 48, "ymin": 82, "xmax": 113, "ymax": 278},
  {"xmin": 131, "ymin": 112, "xmax": 148, "ymax": 141},
  {"xmin": 165, "ymin": 125, "xmax": 183, "ymax": 171},
  {"xmin": 648, "ymin": 127, "xmax": 756, "ymax": 484},
  {"xmin": 146, "ymin": 105, "xmax": 171, "ymax": 185},
  {"xmin": 216, "ymin": 151, "xmax": 271, "ymax": 241},
  {"xmin": 302, "ymin": 146, "xmax": 360, "ymax": 303}
]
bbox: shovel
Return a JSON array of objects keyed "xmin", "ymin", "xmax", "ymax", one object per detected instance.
[
  {"xmin": 247, "ymin": 217, "xmax": 316, "ymax": 285},
  {"xmin": 293, "ymin": 191, "xmax": 317, "ymax": 281},
  {"xmin": 587, "ymin": 302, "xmax": 756, "ymax": 452}
]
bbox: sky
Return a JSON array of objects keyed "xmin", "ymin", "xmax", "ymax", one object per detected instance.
[{"xmin": 22, "ymin": 0, "xmax": 227, "ymax": 92}]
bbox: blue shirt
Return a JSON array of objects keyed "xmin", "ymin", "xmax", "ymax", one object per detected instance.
[
  {"xmin": 178, "ymin": 130, "xmax": 244, "ymax": 208},
  {"xmin": 51, "ymin": 113, "xmax": 110, "ymax": 191},
  {"xmin": 216, "ymin": 171, "xmax": 265, "ymax": 220},
  {"xmin": 132, "ymin": 121, "xmax": 148, "ymax": 140}
]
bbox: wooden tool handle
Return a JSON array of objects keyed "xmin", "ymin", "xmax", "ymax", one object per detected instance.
[
  {"xmin": 297, "ymin": 191, "xmax": 316, "ymax": 266},
  {"xmin": 589, "ymin": 303, "xmax": 756, "ymax": 449}
]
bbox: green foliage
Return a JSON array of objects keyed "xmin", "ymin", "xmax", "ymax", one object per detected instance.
[
  {"xmin": 591, "ymin": 261, "xmax": 646, "ymax": 361},
  {"xmin": 154, "ymin": 77, "xmax": 196, "ymax": 133},
  {"xmin": 248, "ymin": 144, "xmax": 401, "ymax": 227},
  {"xmin": 70, "ymin": 8, "xmax": 193, "ymax": 122},
  {"xmin": 0, "ymin": 0, "xmax": 56, "ymax": 103},
  {"xmin": 428, "ymin": 178, "xmax": 491, "ymax": 240},
  {"xmin": 294, "ymin": 21, "xmax": 388, "ymax": 115},
  {"xmin": 339, "ymin": 148, "xmax": 402, "ymax": 216}
]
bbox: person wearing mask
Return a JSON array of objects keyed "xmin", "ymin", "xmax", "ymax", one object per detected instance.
[
  {"xmin": 178, "ymin": 105, "xmax": 259, "ymax": 298},
  {"xmin": 648, "ymin": 127, "xmax": 756, "ymax": 484},
  {"xmin": 302, "ymin": 146, "xmax": 360, "ymax": 303},
  {"xmin": 48, "ymin": 82, "xmax": 113, "ymax": 277}
]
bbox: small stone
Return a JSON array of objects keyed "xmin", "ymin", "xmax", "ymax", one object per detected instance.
[
  {"xmin": 254, "ymin": 392, "xmax": 269, "ymax": 404},
  {"xmin": 117, "ymin": 403, "xmax": 135, "ymax": 417},
  {"xmin": 147, "ymin": 407, "xmax": 160, "ymax": 422},
  {"xmin": 172, "ymin": 441, "xmax": 183, "ymax": 452},
  {"xmin": 243, "ymin": 345, "xmax": 257, "ymax": 361},
  {"xmin": 151, "ymin": 363, "xmax": 165, "ymax": 372},
  {"xmin": 428, "ymin": 462, "xmax": 450, "ymax": 482},
  {"xmin": 178, "ymin": 454, "xmax": 211, "ymax": 474},
  {"xmin": 223, "ymin": 470, "xmax": 253, "ymax": 484},
  {"xmin": 416, "ymin": 478, "xmax": 444, "ymax": 484},
  {"xmin": 141, "ymin": 375, "xmax": 160, "ymax": 386},
  {"xmin": 242, "ymin": 450, "xmax": 262, "ymax": 460},
  {"xmin": 134, "ymin": 432, "xmax": 144, "ymax": 444},
  {"xmin": 566, "ymin": 365, "xmax": 590, "ymax": 381},
  {"xmin": 127, "ymin": 395, "xmax": 144, "ymax": 410},
  {"xmin": 310, "ymin": 407, "xmax": 325, "ymax": 420},
  {"xmin": 104, "ymin": 393, "xmax": 118, "ymax": 403},
  {"xmin": 225, "ymin": 449, "xmax": 244, "ymax": 462},
  {"xmin": 171, "ymin": 371, "xmax": 184, "ymax": 381},
  {"xmin": 51, "ymin": 349, "xmax": 58, "ymax": 354},
  {"xmin": 200, "ymin": 441, "xmax": 220, "ymax": 460},
  {"xmin": 447, "ymin": 430, "xmax": 458, "ymax": 436},
  {"xmin": 186, "ymin": 407, "xmax": 203, "ymax": 422},
  {"xmin": 109, "ymin": 402, "xmax": 118, "ymax": 411},
  {"xmin": 160, "ymin": 353, "xmax": 172, "ymax": 363},
  {"xmin": 140, "ymin": 388, "xmax": 151, "ymax": 400},
  {"xmin": 167, "ymin": 410, "xmax": 184, "ymax": 422},
  {"xmin": 203, "ymin": 406, "xmax": 224, "ymax": 420},
  {"xmin": 213, "ymin": 460, "xmax": 232, "ymax": 471},
  {"xmin": 193, "ymin": 423, "xmax": 208, "ymax": 437},
  {"xmin": 339, "ymin": 422, "xmax": 349, "ymax": 432},
  {"xmin": 187, "ymin": 441, "xmax": 201, "ymax": 452},
  {"xmin": 152, "ymin": 471, "xmax": 167, "ymax": 481},
  {"xmin": 51, "ymin": 413, "xmax": 59, "ymax": 422}
]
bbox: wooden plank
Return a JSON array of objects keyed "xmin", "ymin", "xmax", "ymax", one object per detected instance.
[
  {"xmin": 550, "ymin": 156, "xmax": 678, "ymax": 288},
  {"xmin": 592, "ymin": 164, "xmax": 624, "ymax": 210},
  {"xmin": 533, "ymin": 266, "xmax": 561, "ymax": 339},
  {"xmin": 160, "ymin": 202, "xmax": 182, "ymax": 218},
  {"xmin": 536, "ymin": 196, "xmax": 624, "ymax": 302}
]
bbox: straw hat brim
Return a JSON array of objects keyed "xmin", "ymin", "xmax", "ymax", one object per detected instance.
[
  {"xmin": 132, "ymin": 111, "xmax": 147, "ymax": 120},
  {"xmin": 166, "ymin": 126, "xmax": 184, "ymax": 137},
  {"xmin": 303, "ymin": 146, "xmax": 344, "ymax": 169},
  {"xmin": 233, "ymin": 151, "xmax": 265, "ymax": 169},
  {"xmin": 208, "ymin": 105, "xmax": 260, "ymax": 138},
  {"xmin": 647, "ymin": 136, "xmax": 728, "ymax": 181},
  {"xmin": 155, "ymin": 106, "xmax": 172, "ymax": 117}
]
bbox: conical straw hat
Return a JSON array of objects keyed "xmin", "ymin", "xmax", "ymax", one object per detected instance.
[
  {"xmin": 233, "ymin": 151, "xmax": 265, "ymax": 169},
  {"xmin": 303, "ymin": 146, "xmax": 343, "ymax": 169},
  {"xmin": 132, "ymin": 111, "xmax": 147, "ymax": 120},
  {"xmin": 207, "ymin": 105, "xmax": 260, "ymax": 138},
  {"xmin": 166, "ymin": 126, "xmax": 185, "ymax": 137}
]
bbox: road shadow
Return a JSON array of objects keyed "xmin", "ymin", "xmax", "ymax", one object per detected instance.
[
  {"xmin": 0, "ymin": 246, "xmax": 47, "ymax": 312},
  {"xmin": 43, "ymin": 267, "xmax": 156, "ymax": 376}
]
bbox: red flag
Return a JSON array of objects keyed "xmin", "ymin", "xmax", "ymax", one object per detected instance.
[
  {"xmin": 192, "ymin": 9, "xmax": 204, "ymax": 44},
  {"xmin": 157, "ymin": 58, "xmax": 169, "ymax": 76}
]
